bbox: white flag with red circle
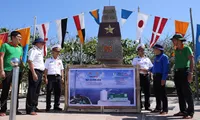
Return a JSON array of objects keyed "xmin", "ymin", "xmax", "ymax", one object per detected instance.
[
  {"xmin": 136, "ymin": 12, "xmax": 149, "ymax": 42},
  {"xmin": 150, "ymin": 16, "xmax": 168, "ymax": 48}
]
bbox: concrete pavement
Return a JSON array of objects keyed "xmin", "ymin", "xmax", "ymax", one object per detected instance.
[{"xmin": 0, "ymin": 96, "xmax": 200, "ymax": 120}]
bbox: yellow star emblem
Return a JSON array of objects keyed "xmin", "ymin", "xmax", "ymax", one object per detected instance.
[{"xmin": 105, "ymin": 25, "xmax": 115, "ymax": 34}]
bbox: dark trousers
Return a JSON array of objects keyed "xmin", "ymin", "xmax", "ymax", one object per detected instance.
[
  {"xmin": 26, "ymin": 69, "xmax": 43, "ymax": 113},
  {"xmin": 0, "ymin": 71, "xmax": 22, "ymax": 112},
  {"xmin": 46, "ymin": 75, "xmax": 61, "ymax": 109},
  {"xmin": 153, "ymin": 74, "xmax": 168, "ymax": 112},
  {"xmin": 174, "ymin": 70, "xmax": 194, "ymax": 116},
  {"xmin": 140, "ymin": 74, "xmax": 150, "ymax": 109}
]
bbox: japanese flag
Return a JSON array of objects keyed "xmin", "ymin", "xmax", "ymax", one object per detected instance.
[{"xmin": 136, "ymin": 12, "xmax": 149, "ymax": 42}]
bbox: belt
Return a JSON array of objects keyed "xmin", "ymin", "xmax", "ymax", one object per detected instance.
[
  {"xmin": 175, "ymin": 68, "xmax": 188, "ymax": 72},
  {"xmin": 153, "ymin": 73, "xmax": 162, "ymax": 76},
  {"xmin": 34, "ymin": 69, "xmax": 43, "ymax": 73},
  {"xmin": 48, "ymin": 74, "xmax": 60, "ymax": 77},
  {"xmin": 140, "ymin": 73, "xmax": 148, "ymax": 76}
]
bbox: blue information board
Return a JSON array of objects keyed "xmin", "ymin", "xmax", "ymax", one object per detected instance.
[{"xmin": 68, "ymin": 68, "xmax": 136, "ymax": 106}]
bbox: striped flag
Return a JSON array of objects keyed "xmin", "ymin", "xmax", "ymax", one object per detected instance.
[
  {"xmin": 89, "ymin": 9, "xmax": 100, "ymax": 25},
  {"xmin": 17, "ymin": 27, "xmax": 30, "ymax": 63},
  {"xmin": 73, "ymin": 13, "xmax": 85, "ymax": 44},
  {"xmin": 0, "ymin": 33, "xmax": 8, "ymax": 48},
  {"xmin": 121, "ymin": 9, "xmax": 133, "ymax": 26},
  {"xmin": 150, "ymin": 16, "xmax": 168, "ymax": 48},
  {"xmin": 56, "ymin": 18, "xmax": 67, "ymax": 48},
  {"xmin": 175, "ymin": 20, "xmax": 189, "ymax": 37},
  {"xmin": 36, "ymin": 23, "xmax": 49, "ymax": 56}
]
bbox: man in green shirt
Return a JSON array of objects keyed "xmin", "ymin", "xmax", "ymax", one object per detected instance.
[
  {"xmin": 0, "ymin": 31, "xmax": 23, "ymax": 116},
  {"xmin": 170, "ymin": 34, "xmax": 194, "ymax": 119}
]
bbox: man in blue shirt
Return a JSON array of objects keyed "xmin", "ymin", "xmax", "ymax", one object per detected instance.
[{"xmin": 150, "ymin": 44, "xmax": 169, "ymax": 115}]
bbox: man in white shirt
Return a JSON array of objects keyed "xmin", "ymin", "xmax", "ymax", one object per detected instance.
[
  {"xmin": 26, "ymin": 38, "xmax": 45, "ymax": 115},
  {"xmin": 132, "ymin": 44, "xmax": 153, "ymax": 111},
  {"xmin": 44, "ymin": 44, "xmax": 64, "ymax": 112}
]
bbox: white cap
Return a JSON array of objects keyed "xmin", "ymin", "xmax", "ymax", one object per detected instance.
[
  {"xmin": 136, "ymin": 43, "xmax": 145, "ymax": 51},
  {"xmin": 51, "ymin": 44, "xmax": 61, "ymax": 50}
]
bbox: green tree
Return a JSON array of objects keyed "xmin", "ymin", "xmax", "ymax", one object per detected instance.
[
  {"xmin": 121, "ymin": 38, "xmax": 137, "ymax": 64},
  {"xmin": 0, "ymin": 28, "xmax": 9, "ymax": 33}
]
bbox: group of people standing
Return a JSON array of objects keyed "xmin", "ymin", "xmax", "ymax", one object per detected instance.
[
  {"xmin": 132, "ymin": 34, "xmax": 195, "ymax": 119},
  {"xmin": 0, "ymin": 31, "xmax": 64, "ymax": 116},
  {"xmin": 0, "ymin": 31, "xmax": 196, "ymax": 119}
]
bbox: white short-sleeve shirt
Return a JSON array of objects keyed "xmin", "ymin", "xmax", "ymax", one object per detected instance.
[
  {"xmin": 28, "ymin": 46, "xmax": 45, "ymax": 71},
  {"xmin": 132, "ymin": 56, "xmax": 153, "ymax": 74},
  {"xmin": 44, "ymin": 57, "xmax": 64, "ymax": 75}
]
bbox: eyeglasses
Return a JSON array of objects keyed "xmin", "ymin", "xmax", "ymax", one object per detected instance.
[{"xmin": 16, "ymin": 35, "xmax": 22, "ymax": 39}]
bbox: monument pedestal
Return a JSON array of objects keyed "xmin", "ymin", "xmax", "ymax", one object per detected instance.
[{"xmin": 96, "ymin": 6, "xmax": 123, "ymax": 64}]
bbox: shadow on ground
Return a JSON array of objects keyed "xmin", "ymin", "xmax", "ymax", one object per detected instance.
[{"xmin": 112, "ymin": 113, "xmax": 184, "ymax": 120}]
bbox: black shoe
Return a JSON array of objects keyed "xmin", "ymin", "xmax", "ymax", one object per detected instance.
[
  {"xmin": 16, "ymin": 111, "xmax": 23, "ymax": 115},
  {"xmin": 151, "ymin": 109, "xmax": 161, "ymax": 113},
  {"xmin": 35, "ymin": 107, "xmax": 41, "ymax": 112},
  {"xmin": 54, "ymin": 107, "xmax": 62, "ymax": 111},
  {"xmin": 173, "ymin": 112, "xmax": 186, "ymax": 116},
  {"xmin": 145, "ymin": 108, "xmax": 152, "ymax": 111}
]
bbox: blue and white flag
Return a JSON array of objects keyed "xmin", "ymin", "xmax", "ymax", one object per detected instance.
[
  {"xmin": 121, "ymin": 9, "xmax": 133, "ymax": 26},
  {"xmin": 196, "ymin": 24, "xmax": 200, "ymax": 62}
]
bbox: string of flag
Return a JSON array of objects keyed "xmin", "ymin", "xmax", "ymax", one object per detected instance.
[{"xmin": 0, "ymin": 7, "xmax": 199, "ymax": 62}]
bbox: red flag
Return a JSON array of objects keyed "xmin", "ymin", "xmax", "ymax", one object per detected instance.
[
  {"xmin": 73, "ymin": 13, "xmax": 85, "ymax": 44},
  {"xmin": 0, "ymin": 33, "xmax": 9, "ymax": 48},
  {"xmin": 150, "ymin": 16, "xmax": 168, "ymax": 48}
]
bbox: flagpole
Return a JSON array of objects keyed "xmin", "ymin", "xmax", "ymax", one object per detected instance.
[
  {"xmin": 190, "ymin": 8, "xmax": 199, "ymax": 100},
  {"xmin": 138, "ymin": 6, "xmax": 141, "ymax": 44},
  {"xmin": 80, "ymin": 43, "xmax": 83, "ymax": 65},
  {"xmin": 109, "ymin": 0, "xmax": 111, "ymax": 6},
  {"xmin": 33, "ymin": 16, "xmax": 37, "ymax": 41},
  {"xmin": 76, "ymin": 35, "xmax": 82, "ymax": 65}
]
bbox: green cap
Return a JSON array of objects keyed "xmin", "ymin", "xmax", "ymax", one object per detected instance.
[{"xmin": 170, "ymin": 34, "xmax": 186, "ymax": 42}]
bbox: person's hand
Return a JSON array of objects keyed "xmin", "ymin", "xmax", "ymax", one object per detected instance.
[
  {"xmin": 33, "ymin": 72, "xmax": 38, "ymax": 81},
  {"xmin": 62, "ymin": 78, "xmax": 64, "ymax": 83},
  {"xmin": 161, "ymin": 80, "xmax": 166, "ymax": 86},
  {"xmin": 0, "ymin": 71, "xmax": 6, "ymax": 79},
  {"xmin": 44, "ymin": 78, "xmax": 48, "ymax": 84},
  {"xmin": 188, "ymin": 72, "xmax": 193, "ymax": 83},
  {"xmin": 151, "ymin": 74, "xmax": 153, "ymax": 81}
]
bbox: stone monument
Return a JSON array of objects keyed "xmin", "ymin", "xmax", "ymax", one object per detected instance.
[{"xmin": 96, "ymin": 6, "xmax": 123, "ymax": 64}]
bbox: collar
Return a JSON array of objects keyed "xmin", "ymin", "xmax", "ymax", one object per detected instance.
[
  {"xmin": 33, "ymin": 45, "xmax": 42, "ymax": 51},
  {"xmin": 138, "ymin": 55, "xmax": 145, "ymax": 58},
  {"xmin": 156, "ymin": 53, "xmax": 163, "ymax": 57},
  {"xmin": 177, "ymin": 44, "xmax": 185, "ymax": 50},
  {"xmin": 9, "ymin": 42, "xmax": 19, "ymax": 47},
  {"xmin": 51, "ymin": 56, "xmax": 59, "ymax": 60}
]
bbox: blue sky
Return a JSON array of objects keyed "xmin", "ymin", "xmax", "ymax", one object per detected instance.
[{"xmin": 1, "ymin": 0, "xmax": 200, "ymax": 44}]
